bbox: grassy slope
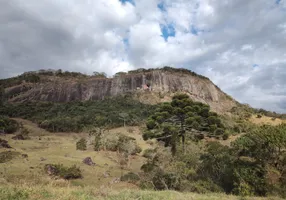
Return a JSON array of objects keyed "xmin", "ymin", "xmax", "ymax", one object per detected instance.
[
  {"xmin": 0, "ymin": 119, "xmax": 147, "ymax": 189},
  {"xmin": 1, "ymin": 185, "xmax": 283, "ymax": 200},
  {"xmin": 249, "ymin": 115, "xmax": 285, "ymax": 126},
  {"xmin": 0, "ymin": 118, "xmax": 283, "ymax": 200}
]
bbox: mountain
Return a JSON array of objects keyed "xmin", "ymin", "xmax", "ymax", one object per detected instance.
[{"xmin": 0, "ymin": 67, "xmax": 236, "ymax": 113}]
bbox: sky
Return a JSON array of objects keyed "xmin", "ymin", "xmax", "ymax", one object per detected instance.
[{"xmin": 0, "ymin": 0, "xmax": 286, "ymax": 112}]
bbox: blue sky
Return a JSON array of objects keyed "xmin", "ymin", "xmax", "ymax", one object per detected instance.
[{"xmin": 1, "ymin": 0, "xmax": 286, "ymax": 112}]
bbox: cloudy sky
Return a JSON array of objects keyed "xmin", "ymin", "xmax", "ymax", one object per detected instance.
[{"xmin": 0, "ymin": 0, "xmax": 286, "ymax": 112}]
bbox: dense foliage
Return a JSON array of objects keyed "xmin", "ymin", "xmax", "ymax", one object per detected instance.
[
  {"xmin": 76, "ymin": 138, "xmax": 87, "ymax": 151},
  {"xmin": 140, "ymin": 124, "xmax": 286, "ymax": 197},
  {"xmin": 0, "ymin": 115, "xmax": 19, "ymax": 134},
  {"xmin": 45, "ymin": 164, "xmax": 82, "ymax": 180},
  {"xmin": 0, "ymin": 96, "xmax": 156, "ymax": 132},
  {"xmin": 143, "ymin": 94, "xmax": 224, "ymax": 155}
]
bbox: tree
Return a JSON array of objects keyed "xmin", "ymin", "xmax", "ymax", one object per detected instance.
[
  {"xmin": 92, "ymin": 72, "xmax": 107, "ymax": 78},
  {"xmin": 119, "ymin": 112, "xmax": 129, "ymax": 127},
  {"xmin": 143, "ymin": 94, "xmax": 222, "ymax": 155}
]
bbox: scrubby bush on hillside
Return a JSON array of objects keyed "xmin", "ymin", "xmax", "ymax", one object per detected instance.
[
  {"xmin": 76, "ymin": 138, "xmax": 87, "ymax": 150},
  {"xmin": 12, "ymin": 128, "xmax": 30, "ymax": 140},
  {"xmin": 45, "ymin": 164, "xmax": 82, "ymax": 180},
  {"xmin": 0, "ymin": 151, "xmax": 20, "ymax": 163},
  {"xmin": 120, "ymin": 172, "xmax": 140, "ymax": 183},
  {"xmin": 0, "ymin": 116, "xmax": 19, "ymax": 134},
  {"xmin": 94, "ymin": 132, "xmax": 141, "ymax": 155}
]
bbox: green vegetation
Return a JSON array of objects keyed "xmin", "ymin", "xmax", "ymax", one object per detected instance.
[
  {"xmin": 93, "ymin": 131, "xmax": 142, "ymax": 155},
  {"xmin": 120, "ymin": 172, "xmax": 140, "ymax": 183},
  {"xmin": 0, "ymin": 151, "xmax": 20, "ymax": 163},
  {"xmin": 0, "ymin": 115, "xmax": 19, "ymax": 134},
  {"xmin": 76, "ymin": 138, "xmax": 87, "ymax": 151},
  {"xmin": 1, "ymin": 186, "xmax": 283, "ymax": 200},
  {"xmin": 44, "ymin": 164, "xmax": 82, "ymax": 180},
  {"xmin": 0, "ymin": 96, "xmax": 156, "ymax": 132},
  {"xmin": 140, "ymin": 123, "xmax": 286, "ymax": 197},
  {"xmin": 0, "ymin": 73, "xmax": 40, "ymax": 88},
  {"xmin": 128, "ymin": 66, "xmax": 210, "ymax": 80},
  {"xmin": 143, "ymin": 94, "xmax": 225, "ymax": 155},
  {"xmin": 11, "ymin": 127, "xmax": 30, "ymax": 140}
]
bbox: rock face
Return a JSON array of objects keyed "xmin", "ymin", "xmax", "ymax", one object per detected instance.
[{"xmin": 3, "ymin": 68, "xmax": 236, "ymax": 113}]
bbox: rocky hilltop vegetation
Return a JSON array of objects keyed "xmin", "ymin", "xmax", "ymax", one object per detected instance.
[{"xmin": 0, "ymin": 67, "xmax": 236, "ymax": 113}]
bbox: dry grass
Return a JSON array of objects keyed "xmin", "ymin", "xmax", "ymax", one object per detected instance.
[
  {"xmin": 249, "ymin": 115, "xmax": 286, "ymax": 126},
  {"xmin": 0, "ymin": 120, "xmax": 149, "ymax": 188}
]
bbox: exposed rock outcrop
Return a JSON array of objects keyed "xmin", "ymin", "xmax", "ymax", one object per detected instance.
[{"xmin": 2, "ymin": 68, "xmax": 236, "ymax": 113}]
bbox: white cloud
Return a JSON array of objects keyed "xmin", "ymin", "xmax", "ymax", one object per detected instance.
[{"xmin": 0, "ymin": 0, "xmax": 286, "ymax": 112}]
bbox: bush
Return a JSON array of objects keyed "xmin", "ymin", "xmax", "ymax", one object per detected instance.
[
  {"xmin": 214, "ymin": 128, "xmax": 224, "ymax": 135},
  {"xmin": 120, "ymin": 172, "xmax": 140, "ymax": 183},
  {"xmin": 0, "ymin": 151, "xmax": 20, "ymax": 163},
  {"xmin": 94, "ymin": 132, "xmax": 141, "ymax": 155},
  {"xmin": 180, "ymin": 180, "xmax": 223, "ymax": 193},
  {"xmin": 152, "ymin": 172, "xmax": 181, "ymax": 190},
  {"xmin": 146, "ymin": 119, "xmax": 156, "ymax": 129},
  {"xmin": 142, "ymin": 131, "xmax": 155, "ymax": 140},
  {"xmin": 76, "ymin": 138, "xmax": 87, "ymax": 150},
  {"xmin": 45, "ymin": 164, "xmax": 82, "ymax": 180},
  {"xmin": 257, "ymin": 114, "xmax": 262, "ymax": 118},
  {"xmin": 222, "ymin": 132, "xmax": 230, "ymax": 140},
  {"xmin": 12, "ymin": 128, "xmax": 30, "ymax": 140},
  {"xmin": 142, "ymin": 149, "xmax": 156, "ymax": 159},
  {"xmin": 0, "ymin": 116, "xmax": 19, "ymax": 134}
]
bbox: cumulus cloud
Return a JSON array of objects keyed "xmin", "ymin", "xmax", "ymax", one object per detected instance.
[{"xmin": 0, "ymin": 0, "xmax": 285, "ymax": 112}]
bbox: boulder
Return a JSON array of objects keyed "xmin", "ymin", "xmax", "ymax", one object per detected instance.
[{"xmin": 82, "ymin": 157, "xmax": 95, "ymax": 166}]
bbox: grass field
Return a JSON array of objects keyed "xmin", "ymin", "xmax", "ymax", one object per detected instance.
[
  {"xmin": 249, "ymin": 115, "xmax": 285, "ymax": 126},
  {"xmin": 0, "ymin": 118, "xmax": 148, "ymax": 189},
  {"xmin": 0, "ymin": 118, "xmax": 284, "ymax": 200},
  {"xmin": 0, "ymin": 184, "xmax": 284, "ymax": 200}
]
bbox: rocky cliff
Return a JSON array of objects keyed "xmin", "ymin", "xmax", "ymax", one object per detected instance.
[{"xmin": 1, "ymin": 68, "xmax": 236, "ymax": 113}]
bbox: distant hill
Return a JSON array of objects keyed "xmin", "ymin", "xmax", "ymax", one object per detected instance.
[{"xmin": 0, "ymin": 67, "xmax": 236, "ymax": 113}]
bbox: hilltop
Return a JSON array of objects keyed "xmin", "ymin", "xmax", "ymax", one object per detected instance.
[{"xmin": 0, "ymin": 67, "xmax": 235, "ymax": 113}]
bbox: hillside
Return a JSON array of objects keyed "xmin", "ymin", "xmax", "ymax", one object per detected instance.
[
  {"xmin": 0, "ymin": 119, "xmax": 285, "ymax": 200},
  {"xmin": 0, "ymin": 67, "xmax": 236, "ymax": 113},
  {"xmin": 1, "ymin": 68, "xmax": 286, "ymax": 199}
]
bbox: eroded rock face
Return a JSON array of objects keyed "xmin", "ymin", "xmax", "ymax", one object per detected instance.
[{"xmin": 4, "ymin": 69, "xmax": 236, "ymax": 113}]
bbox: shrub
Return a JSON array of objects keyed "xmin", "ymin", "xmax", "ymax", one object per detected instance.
[
  {"xmin": 120, "ymin": 172, "xmax": 140, "ymax": 183},
  {"xmin": 0, "ymin": 139, "xmax": 12, "ymax": 148},
  {"xmin": 0, "ymin": 151, "xmax": 20, "ymax": 163},
  {"xmin": 146, "ymin": 119, "xmax": 156, "ymax": 129},
  {"xmin": 256, "ymin": 114, "xmax": 262, "ymax": 118},
  {"xmin": 152, "ymin": 172, "xmax": 181, "ymax": 190},
  {"xmin": 222, "ymin": 132, "xmax": 230, "ymax": 140},
  {"xmin": 180, "ymin": 180, "xmax": 223, "ymax": 193},
  {"xmin": 142, "ymin": 149, "xmax": 156, "ymax": 159},
  {"xmin": 12, "ymin": 128, "xmax": 30, "ymax": 140},
  {"xmin": 214, "ymin": 128, "xmax": 224, "ymax": 135},
  {"xmin": 76, "ymin": 138, "xmax": 87, "ymax": 150},
  {"xmin": 142, "ymin": 131, "xmax": 155, "ymax": 140},
  {"xmin": 94, "ymin": 132, "xmax": 141, "ymax": 155},
  {"xmin": 45, "ymin": 164, "xmax": 82, "ymax": 180},
  {"xmin": 0, "ymin": 116, "xmax": 19, "ymax": 134}
]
